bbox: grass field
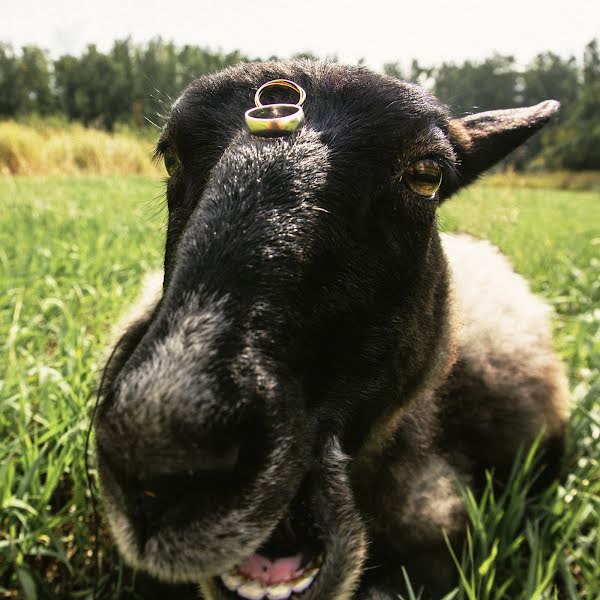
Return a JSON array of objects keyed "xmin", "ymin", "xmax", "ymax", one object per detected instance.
[{"xmin": 1, "ymin": 176, "xmax": 599, "ymax": 599}]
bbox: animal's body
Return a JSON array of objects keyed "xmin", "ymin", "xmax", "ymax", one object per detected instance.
[{"xmin": 94, "ymin": 61, "xmax": 568, "ymax": 600}]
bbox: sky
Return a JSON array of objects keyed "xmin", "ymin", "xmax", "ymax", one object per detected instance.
[{"xmin": 1, "ymin": 0, "xmax": 599, "ymax": 70}]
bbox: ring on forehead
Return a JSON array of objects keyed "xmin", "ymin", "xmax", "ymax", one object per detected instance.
[
  {"xmin": 245, "ymin": 79, "xmax": 306, "ymax": 137},
  {"xmin": 255, "ymin": 79, "xmax": 306, "ymax": 108}
]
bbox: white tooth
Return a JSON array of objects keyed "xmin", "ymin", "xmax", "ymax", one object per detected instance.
[
  {"xmin": 292, "ymin": 571, "xmax": 317, "ymax": 593},
  {"xmin": 265, "ymin": 583, "xmax": 293, "ymax": 600},
  {"xmin": 237, "ymin": 580, "xmax": 266, "ymax": 600},
  {"xmin": 221, "ymin": 572, "xmax": 244, "ymax": 592}
]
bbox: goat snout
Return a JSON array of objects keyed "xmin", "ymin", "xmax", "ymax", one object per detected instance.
[
  {"xmin": 96, "ymin": 382, "xmax": 275, "ymax": 546},
  {"xmin": 95, "ymin": 293, "xmax": 284, "ymax": 527}
]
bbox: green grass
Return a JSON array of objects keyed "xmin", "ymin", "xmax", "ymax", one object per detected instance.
[
  {"xmin": 439, "ymin": 187, "xmax": 600, "ymax": 600},
  {"xmin": 0, "ymin": 177, "xmax": 165, "ymax": 597},
  {"xmin": 1, "ymin": 177, "xmax": 599, "ymax": 599}
]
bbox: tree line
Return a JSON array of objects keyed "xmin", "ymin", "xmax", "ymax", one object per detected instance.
[
  {"xmin": 0, "ymin": 38, "xmax": 598, "ymax": 170},
  {"xmin": 384, "ymin": 41, "xmax": 600, "ymax": 170},
  {"xmin": 0, "ymin": 40, "xmax": 247, "ymax": 130}
]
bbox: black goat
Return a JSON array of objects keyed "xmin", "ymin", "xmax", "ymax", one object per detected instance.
[{"xmin": 94, "ymin": 61, "xmax": 568, "ymax": 600}]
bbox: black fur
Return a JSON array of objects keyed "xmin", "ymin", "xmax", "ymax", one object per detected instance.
[{"xmin": 94, "ymin": 61, "xmax": 565, "ymax": 599}]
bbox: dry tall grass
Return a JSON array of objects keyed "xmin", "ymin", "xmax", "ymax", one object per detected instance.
[
  {"xmin": 2, "ymin": 120, "xmax": 599, "ymax": 188},
  {"xmin": 0, "ymin": 121, "xmax": 160, "ymax": 176}
]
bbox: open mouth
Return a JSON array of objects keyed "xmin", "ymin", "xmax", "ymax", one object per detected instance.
[
  {"xmin": 216, "ymin": 483, "xmax": 324, "ymax": 600},
  {"xmin": 219, "ymin": 552, "xmax": 322, "ymax": 599}
]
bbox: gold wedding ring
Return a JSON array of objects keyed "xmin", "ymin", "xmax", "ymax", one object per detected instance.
[{"xmin": 254, "ymin": 79, "xmax": 306, "ymax": 108}]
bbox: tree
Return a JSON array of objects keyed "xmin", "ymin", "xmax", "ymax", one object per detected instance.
[
  {"xmin": 54, "ymin": 54, "xmax": 81, "ymax": 120},
  {"xmin": 0, "ymin": 44, "xmax": 21, "ymax": 116},
  {"xmin": 383, "ymin": 62, "xmax": 405, "ymax": 80},
  {"xmin": 18, "ymin": 46, "xmax": 53, "ymax": 114},
  {"xmin": 135, "ymin": 38, "xmax": 180, "ymax": 126},
  {"xmin": 541, "ymin": 39, "xmax": 600, "ymax": 170},
  {"xmin": 583, "ymin": 39, "xmax": 600, "ymax": 86},
  {"xmin": 509, "ymin": 52, "xmax": 580, "ymax": 168},
  {"xmin": 433, "ymin": 55, "xmax": 518, "ymax": 113},
  {"xmin": 520, "ymin": 52, "xmax": 579, "ymax": 107},
  {"xmin": 108, "ymin": 39, "xmax": 136, "ymax": 126}
]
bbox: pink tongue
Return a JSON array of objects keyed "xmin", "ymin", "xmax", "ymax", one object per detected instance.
[{"xmin": 238, "ymin": 553, "xmax": 303, "ymax": 585}]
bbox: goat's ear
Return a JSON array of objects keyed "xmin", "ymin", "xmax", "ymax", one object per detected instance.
[{"xmin": 441, "ymin": 100, "xmax": 560, "ymax": 200}]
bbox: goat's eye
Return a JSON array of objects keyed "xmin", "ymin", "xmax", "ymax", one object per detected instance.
[
  {"xmin": 402, "ymin": 159, "xmax": 443, "ymax": 198},
  {"xmin": 163, "ymin": 147, "xmax": 181, "ymax": 177}
]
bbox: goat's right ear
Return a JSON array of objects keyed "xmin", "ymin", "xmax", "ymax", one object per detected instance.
[{"xmin": 440, "ymin": 100, "xmax": 560, "ymax": 200}]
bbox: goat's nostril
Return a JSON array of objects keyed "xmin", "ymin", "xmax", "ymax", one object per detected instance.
[
  {"xmin": 188, "ymin": 440, "xmax": 241, "ymax": 473},
  {"xmin": 98, "ymin": 409, "xmax": 270, "ymax": 529},
  {"xmin": 133, "ymin": 442, "xmax": 243, "ymax": 532},
  {"xmin": 97, "ymin": 412, "xmax": 273, "ymax": 543},
  {"xmin": 136, "ymin": 439, "xmax": 242, "ymax": 482}
]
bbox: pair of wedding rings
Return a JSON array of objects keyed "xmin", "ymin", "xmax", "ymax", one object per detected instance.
[{"xmin": 245, "ymin": 79, "xmax": 306, "ymax": 137}]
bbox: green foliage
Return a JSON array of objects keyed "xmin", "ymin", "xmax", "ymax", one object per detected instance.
[
  {"xmin": 4, "ymin": 37, "xmax": 251, "ymax": 130},
  {"xmin": 387, "ymin": 42, "xmax": 600, "ymax": 172},
  {"xmin": 0, "ymin": 44, "xmax": 53, "ymax": 117},
  {"xmin": 539, "ymin": 40, "xmax": 600, "ymax": 171},
  {"xmin": 434, "ymin": 54, "xmax": 519, "ymax": 113}
]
